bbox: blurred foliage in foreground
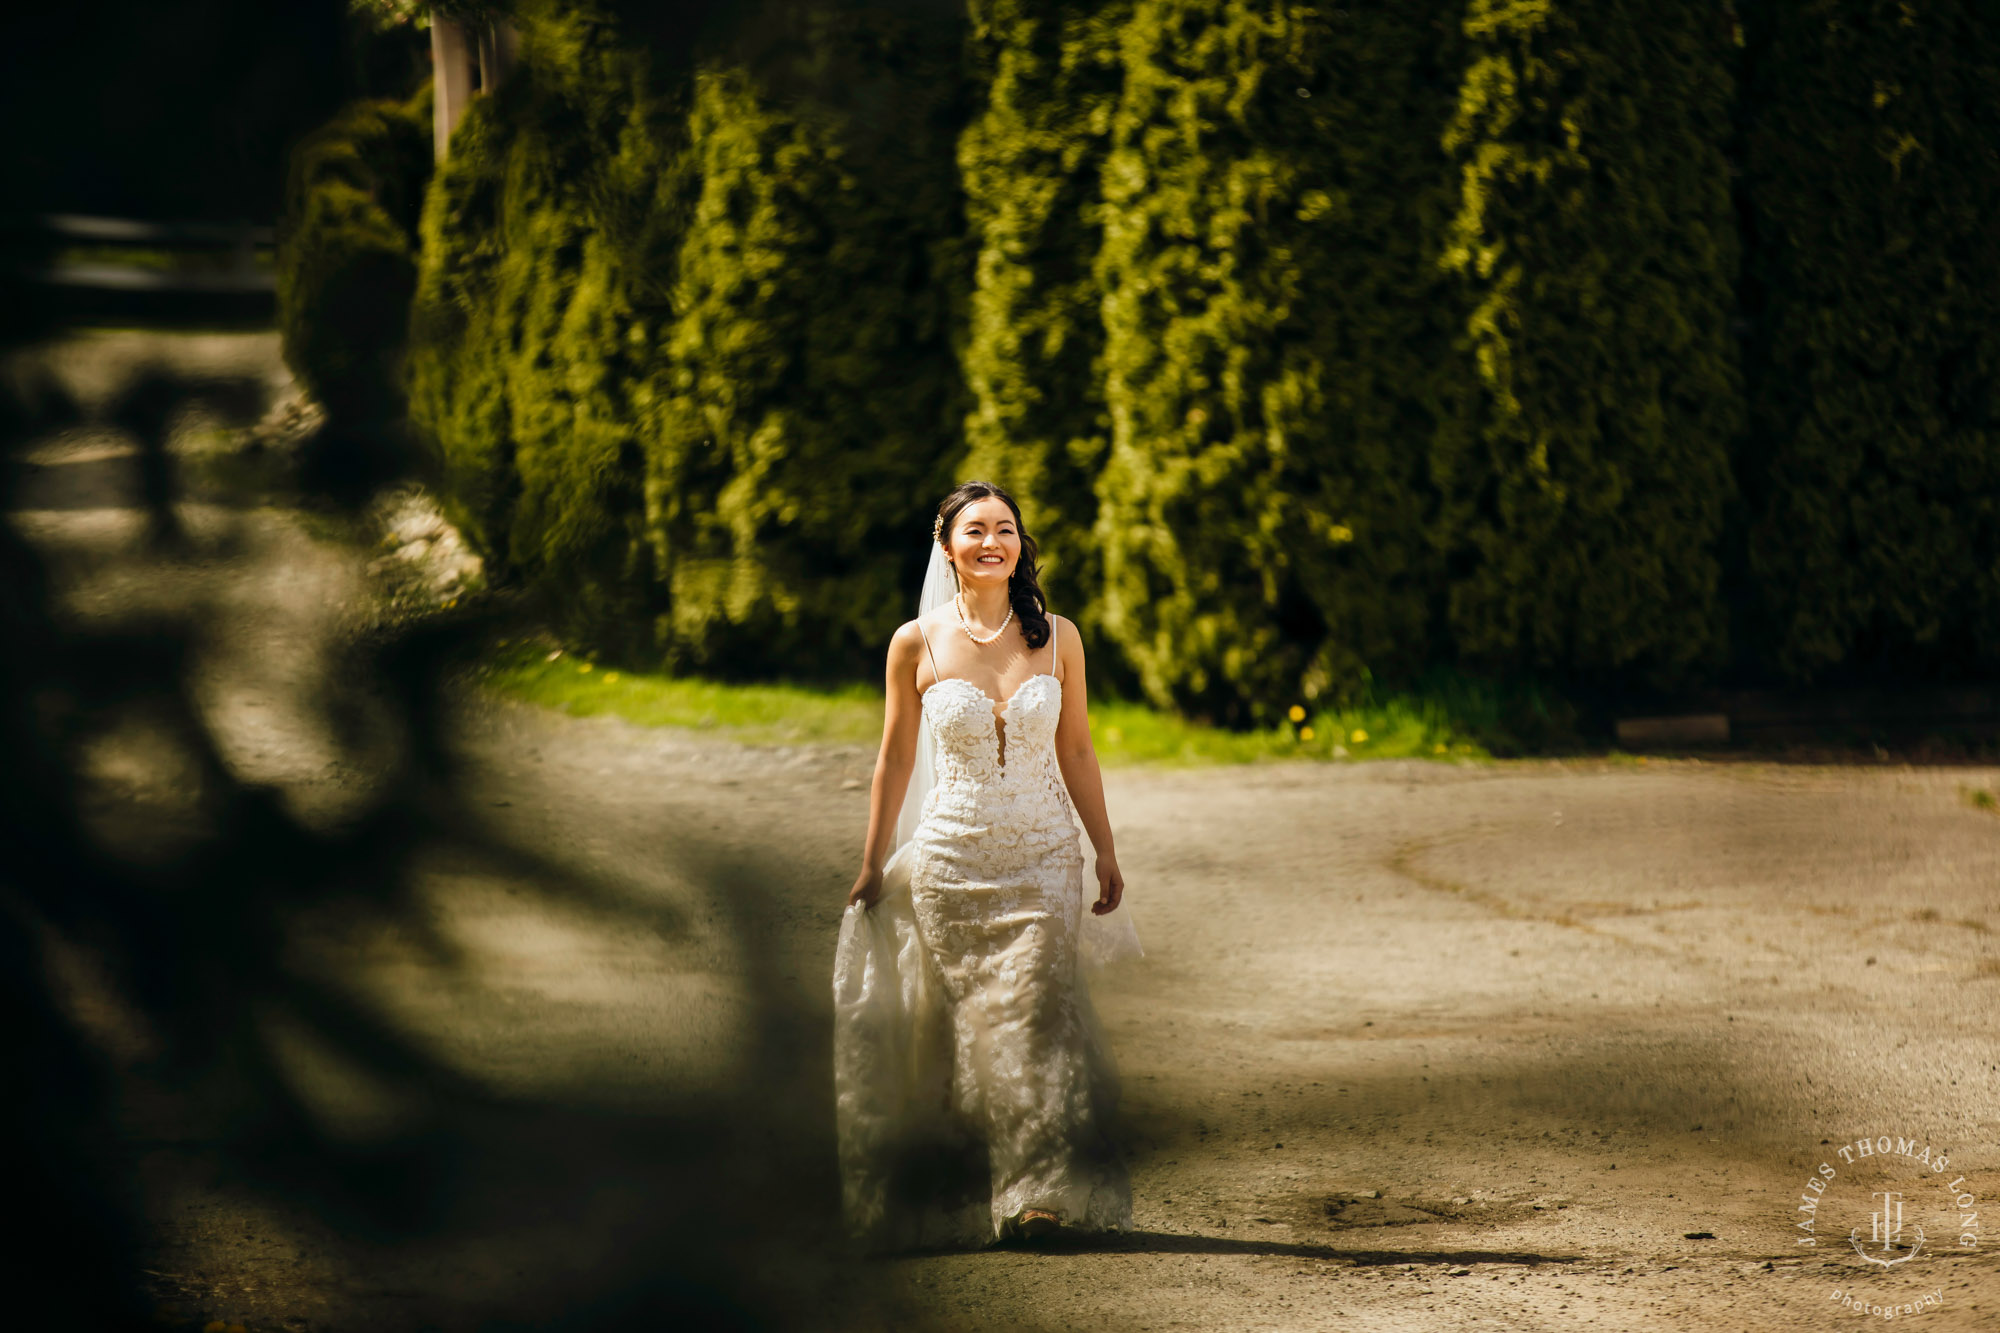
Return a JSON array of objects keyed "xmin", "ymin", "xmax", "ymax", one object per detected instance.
[
  {"xmin": 285, "ymin": 0, "xmax": 2000, "ymax": 728},
  {"xmin": 0, "ymin": 341, "xmax": 859, "ymax": 1331}
]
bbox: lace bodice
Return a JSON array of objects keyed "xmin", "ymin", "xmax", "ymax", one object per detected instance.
[{"xmin": 919, "ymin": 673, "xmax": 1078, "ymax": 835}]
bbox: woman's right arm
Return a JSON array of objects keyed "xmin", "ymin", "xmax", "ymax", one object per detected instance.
[{"xmin": 847, "ymin": 622, "xmax": 925, "ymax": 909}]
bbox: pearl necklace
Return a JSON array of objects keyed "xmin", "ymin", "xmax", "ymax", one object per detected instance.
[{"xmin": 955, "ymin": 591, "xmax": 1013, "ymax": 645}]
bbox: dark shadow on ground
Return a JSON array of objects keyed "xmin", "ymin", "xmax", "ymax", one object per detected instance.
[{"xmin": 984, "ymin": 1229, "xmax": 1585, "ymax": 1266}]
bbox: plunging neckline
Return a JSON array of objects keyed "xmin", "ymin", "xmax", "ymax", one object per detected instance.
[
  {"xmin": 922, "ymin": 671, "xmax": 1060, "ymax": 715},
  {"xmin": 922, "ymin": 673, "xmax": 1060, "ymax": 772},
  {"xmin": 912, "ymin": 613, "xmax": 1063, "ymax": 774}
]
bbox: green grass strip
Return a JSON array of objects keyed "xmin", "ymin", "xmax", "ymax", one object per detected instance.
[{"xmin": 480, "ymin": 642, "xmax": 1495, "ymax": 767}]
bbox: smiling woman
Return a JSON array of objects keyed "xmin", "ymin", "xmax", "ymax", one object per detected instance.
[
  {"xmin": 833, "ymin": 480, "xmax": 1141, "ymax": 1251},
  {"xmin": 934, "ymin": 484, "xmax": 1049, "ymax": 654}
]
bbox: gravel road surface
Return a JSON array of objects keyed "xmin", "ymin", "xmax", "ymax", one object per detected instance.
[{"xmin": 11, "ymin": 331, "xmax": 1997, "ymax": 1331}]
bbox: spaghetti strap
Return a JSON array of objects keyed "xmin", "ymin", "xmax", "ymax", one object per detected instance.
[
  {"xmin": 915, "ymin": 619, "xmax": 941, "ymax": 685},
  {"xmin": 1049, "ymin": 613, "xmax": 1059, "ymax": 679}
]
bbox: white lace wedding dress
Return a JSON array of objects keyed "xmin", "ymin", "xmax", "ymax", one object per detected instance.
[{"xmin": 832, "ymin": 615, "xmax": 1138, "ymax": 1251}]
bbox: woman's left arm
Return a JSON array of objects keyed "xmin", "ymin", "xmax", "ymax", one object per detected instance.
[{"xmin": 1051, "ymin": 616, "xmax": 1124, "ymax": 914}]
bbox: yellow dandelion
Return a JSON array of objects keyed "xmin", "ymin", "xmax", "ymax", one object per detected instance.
[
  {"xmin": 1350, "ymin": 728, "xmax": 1368, "ymax": 744},
  {"xmin": 1287, "ymin": 704, "xmax": 1307, "ymax": 723},
  {"xmin": 604, "ymin": 671, "xmax": 621, "ymax": 684},
  {"xmin": 1433, "ymin": 742, "xmax": 1447, "ymax": 754},
  {"xmin": 578, "ymin": 662, "xmax": 593, "ymax": 673},
  {"xmin": 1105, "ymin": 725, "xmax": 1123, "ymax": 744},
  {"xmin": 1299, "ymin": 725, "xmax": 1315, "ymax": 742}
]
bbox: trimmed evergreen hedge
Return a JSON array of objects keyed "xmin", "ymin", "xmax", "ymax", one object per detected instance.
[
  {"xmin": 643, "ymin": 37, "xmax": 969, "ymax": 675},
  {"xmin": 957, "ymin": 0, "xmax": 1128, "ymax": 649},
  {"xmin": 277, "ymin": 82, "xmax": 433, "ymax": 423},
  {"xmin": 1433, "ymin": 0, "xmax": 1741, "ymax": 690},
  {"xmin": 1740, "ymin": 0, "xmax": 2000, "ymax": 682},
  {"xmin": 273, "ymin": 0, "xmax": 2000, "ymax": 719},
  {"xmin": 411, "ymin": 14, "xmax": 679, "ymax": 656},
  {"xmin": 1093, "ymin": 0, "xmax": 1467, "ymax": 723},
  {"xmin": 406, "ymin": 1, "xmax": 967, "ymax": 671}
]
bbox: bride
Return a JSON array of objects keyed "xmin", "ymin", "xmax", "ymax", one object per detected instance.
[{"xmin": 832, "ymin": 480, "xmax": 1141, "ymax": 1251}]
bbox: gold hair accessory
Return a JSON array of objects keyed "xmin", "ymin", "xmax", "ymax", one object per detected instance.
[{"xmin": 932, "ymin": 513, "xmax": 945, "ymax": 542}]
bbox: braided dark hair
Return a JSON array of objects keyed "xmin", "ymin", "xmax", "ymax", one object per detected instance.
[{"xmin": 934, "ymin": 480, "xmax": 1051, "ymax": 650}]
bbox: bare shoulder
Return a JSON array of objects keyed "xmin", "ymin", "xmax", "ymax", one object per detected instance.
[
  {"xmin": 888, "ymin": 618, "xmax": 928, "ymax": 661},
  {"xmin": 883, "ymin": 620, "xmax": 928, "ymax": 696}
]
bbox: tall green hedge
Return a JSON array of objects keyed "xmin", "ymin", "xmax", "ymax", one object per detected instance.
[
  {"xmin": 278, "ymin": 82, "xmax": 433, "ymax": 423},
  {"xmin": 409, "ymin": 15, "xmax": 673, "ymax": 651},
  {"xmin": 956, "ymin": 0, "xmax": 1128, "ymax": 642},
  {"xmin": 1740, "ymin": 0, "xmax": 2000, "ymax": 682},
  {"xmin": 642, "ymin": 24, "xmax": 968, "ymax": 674},
  {"xmin": 406, "ymin": 1, "xmax": 967, "ymax": 671},
  {"xmin": 332, "ymin": 0, "xmax": 2000, "ymax": 712},
  {"xmin": 405, "ymin": 87, "xmax": 523, "ymax": 567},
  {"xmin": 1432, "ymin": 0, "xmax": 1742, "ymax": 689},
  {"xmin": 1090, "ymin": 0, "xmax": 1468, "ymax": 724}
]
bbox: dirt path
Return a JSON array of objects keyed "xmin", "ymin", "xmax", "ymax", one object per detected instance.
[{"xmin": 11, "ymin": 331, "xmax": 2000, "ymax": 1331}]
